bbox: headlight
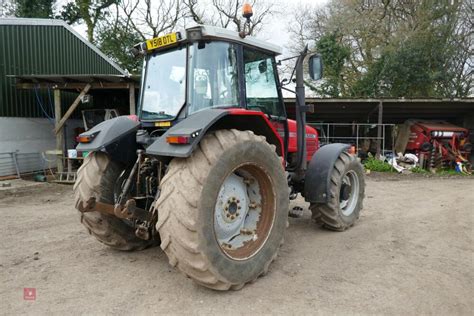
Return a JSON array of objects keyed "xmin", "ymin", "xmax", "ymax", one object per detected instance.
[{"xmin": 186, "ymin": 28, "xmax": 202, "ymax": 40}]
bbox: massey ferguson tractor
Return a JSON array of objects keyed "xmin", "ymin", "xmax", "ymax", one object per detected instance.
[{"xmin": 74, "ymin": 6, "xmax": 365, "ymax": 290}]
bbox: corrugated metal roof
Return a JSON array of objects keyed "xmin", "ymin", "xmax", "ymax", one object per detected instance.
[
  {"xmin": 0, "ymin": 18, "xmax": 128, "ymax": 117},
  {"xmin": 0, "ymin": 18, "xmax": 126, "ymax": 75},
  {"xmin": 284, "ymin": 98, "xmax": 474, "ymax": 123}
]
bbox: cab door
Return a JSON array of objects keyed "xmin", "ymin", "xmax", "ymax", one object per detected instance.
[{"xmin": 242, "ymin": 47, "xmax": 288, "ymax": 157}]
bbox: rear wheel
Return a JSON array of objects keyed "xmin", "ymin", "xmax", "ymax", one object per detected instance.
[
  {"xmin": 310, "ymin": 151, "xmax": 365, "ymax": 231},
  {"xmin": 156, "ymin": 129, "xmax": 289, "ymax": 290},
  {"xmin": 73, "ymin": 152, "xmax": 156, "ymax": 250}
]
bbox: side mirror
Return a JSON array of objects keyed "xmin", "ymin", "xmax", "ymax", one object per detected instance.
[{"xmin": 308, "ymin": 54, "xmax": 323, "ymax": 80}]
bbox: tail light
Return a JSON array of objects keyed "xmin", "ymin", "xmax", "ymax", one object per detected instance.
[
  {"xmin": 166, "ymin": 135, "xmax": 190, "ymax": 144},
  {"xmin": 77, "ymin": 131, "xmax": 99, "ymax": 143},
  {"xmin": 77, "ymin": 135, "xmax": 93, "ymax": 143}
]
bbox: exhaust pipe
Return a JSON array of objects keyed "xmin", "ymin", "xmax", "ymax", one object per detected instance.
[{"xmin": 293, "ymin": 46, "xmax": 308, "ymax": 179}]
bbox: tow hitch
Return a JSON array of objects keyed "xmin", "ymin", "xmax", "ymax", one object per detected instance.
[
  {"xmin": 77, "ymin": 197, "xmax": 152, "ymax": 221},
  {"xmin": 77, "ymin": 150, "xmax": 162, "ymax": 240},
  {"xmin": 78, "ymin": 149, "xmax": 162, "ymax": 240},
  {"xmin": 77, "ymin": 197, "xmax": 157, "ymax": 240}
]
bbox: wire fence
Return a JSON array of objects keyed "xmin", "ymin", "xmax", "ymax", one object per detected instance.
[{"xmin": 308, "ymin": 122, "xmax": 396, "ymax": 155}]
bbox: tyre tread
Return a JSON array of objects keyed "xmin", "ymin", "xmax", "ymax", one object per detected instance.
[
  {"xmin": 74, "ymin": 152, "xmax": 155, "ymax": 251},
  {"xmin": 156, "ymin": 129, "xmax": 282, "ymax": 290},
  {"xmin": 310, "ymin": 152, "xmax": 364, "ymax": 231}
]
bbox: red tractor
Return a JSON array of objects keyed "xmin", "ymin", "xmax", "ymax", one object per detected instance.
[{"xmin": 74, "ymin": 11, "xmax": 365, "ymax": 290}]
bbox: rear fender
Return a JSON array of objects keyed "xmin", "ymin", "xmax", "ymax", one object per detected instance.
[
  {"xmin": 304, "ymin": 143, "xmax": 350, "ymax": 204},
  {"xmin": 76, "ymin": 116, "xmax": 140, "ymax": 165},
  {"xmin": 146, "ymin": 108, "xmax": 283, "ymax": 158}
]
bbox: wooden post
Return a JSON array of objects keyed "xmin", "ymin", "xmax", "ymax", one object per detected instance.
[
  {"xmin": 129, "ymin": 84, "xmax": 136, "ymax": 115},
  {"xmin": 54, "ymin": 89, "xmax": 63, "ymax": 173},
  {"xmin": 54, "ymin": 83, "xmax": 91, "ymax": 134},
  {"xmin": 376, "ymin": 101, "xmax": 383, "ymax": 159}
]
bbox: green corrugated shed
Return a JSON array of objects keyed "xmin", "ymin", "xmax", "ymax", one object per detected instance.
[{"xmin": 0, "ymin": 18, "xmax": 126, "ymax": 117}]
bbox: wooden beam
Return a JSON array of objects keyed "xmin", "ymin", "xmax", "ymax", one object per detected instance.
[
  {"xmin": 54, "ymin": 89, "xmax": 63, "ymax": 173},
  {"xmin": 16, "ymin": 82, "xmax": 136, "ymax": 90},
  {"xmin": 54, "ymin": 83, "xmax": 91, "ymax": 135},
  {"xmin": 129, "ymin": 84, "xmax": 136, "ymax": 115}
]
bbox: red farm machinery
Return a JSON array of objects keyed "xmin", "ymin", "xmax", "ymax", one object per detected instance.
[{"xmin": 398, "ymin": 120, "xmax": 472, "ymax": 173}]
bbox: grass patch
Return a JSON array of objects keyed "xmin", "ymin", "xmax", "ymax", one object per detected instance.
[
  {"xmin": 411, "ymin": 166, "xmax": 472, "ymax": 176},
  {"xmin": 437, "ymin": 168, "xmax": 471, "ymax": 176},
  {"xmin": 411, "ymin": 167, "xmax": 429, "ymax": 174},
  {"xmin": 364, "ymin": 157, "xmax": 395, "ymax": 172}
]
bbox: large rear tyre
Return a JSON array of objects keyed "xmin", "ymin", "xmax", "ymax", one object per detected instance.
[
  {"xmin": 310, "ymin": 151, "xmax": 365, "ymax": 231},
  {"xmin": 73, "ymin": 152, "xmax": 156, "ymax": 251},
  {"xmin": 156, "ymin": 129, "xmax": 289, "ymax": 290}
]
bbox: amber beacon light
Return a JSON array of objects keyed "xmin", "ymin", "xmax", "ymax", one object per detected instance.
[{"xmin": 242, "ymin": 3, "xmax": 253, "ymax": 19}]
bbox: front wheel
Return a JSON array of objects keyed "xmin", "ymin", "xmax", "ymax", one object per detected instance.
[
  {"xmin": 156, "ymin": 129, "xmax": 289, "ymax": 290},
  {"xmin": 310, "ymin": 151, "xmax": 365, "ymax": 231}
]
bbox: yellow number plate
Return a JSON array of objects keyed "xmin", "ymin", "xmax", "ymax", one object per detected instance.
[
  {"xmin": 155, "ymin": 121, "xmax": 171, "ymax": 127},
  {"xmin": 146, "ymin": 33, "xmax": 178, "ymax": 51}
]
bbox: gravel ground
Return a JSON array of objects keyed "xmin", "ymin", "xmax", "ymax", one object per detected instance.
[{"xmin": 1, "ymin": 174, "xmax": 473, "ymax": 315}]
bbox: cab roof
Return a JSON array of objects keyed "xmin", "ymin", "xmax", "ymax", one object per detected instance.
[{"xmin": 186, "ymin": 25, "xmax": 282, "ymax": 55}]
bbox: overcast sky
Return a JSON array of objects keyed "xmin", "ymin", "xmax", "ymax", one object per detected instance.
[
  {"xmin": 65, "ymin": 0, "xmax": 329, "ymax": 95},
  {"xmin": 258, "ymin": 0, "xmax": 328, "ymax": 54},
  {"xmin": 68, "ymin": 0, "xmax": 329, "ymax": 58}
]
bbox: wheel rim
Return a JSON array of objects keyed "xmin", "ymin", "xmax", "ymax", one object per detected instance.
[
  {"xmin": 214, "ymin": 163, "xmax": 276, "ymax": 261},
  {"xmin": 339, "ymin": 170, "xmax": 360, "ymax": 216}
]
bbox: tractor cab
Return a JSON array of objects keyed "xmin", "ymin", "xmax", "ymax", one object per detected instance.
[
  {"xmin": 134, "ymin": 25, "xmax": 286, "ymax": 124},
  {"xmin": 132, "ymin": 25, "xmax": 320, "ymax": 167}
]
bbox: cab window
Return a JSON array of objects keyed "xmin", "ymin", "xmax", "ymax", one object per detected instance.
[
  {"xmin": 188, "ymin": 42, "xmax": 239, "ymax": 114},
  {"xmin": 244, "ymin": 49, "xmax": 284, "ymax": 117}
]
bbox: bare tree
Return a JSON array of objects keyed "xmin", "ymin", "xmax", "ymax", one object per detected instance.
[
  {"xmin": 184, "ymin": 0, "xmax": 275, "ymax": 35},
  {"xmin": 183, "ymin": 0, "xmax": 209, "ymax": 25},
  {"xmin": 287, "ymin": 3, "xmax": 326, "ymax": 54},
  {"xmin": 444, "ymin": 0, "xmax": 473, "ymax": 96},
  {"xmin": 120, "ymin": 0, "xmax": 182, "ymax": 40}
]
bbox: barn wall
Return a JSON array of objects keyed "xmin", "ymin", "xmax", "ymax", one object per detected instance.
[{"xmin": 0, "ymin": 117, "xmax": 82, "ymax": 176}]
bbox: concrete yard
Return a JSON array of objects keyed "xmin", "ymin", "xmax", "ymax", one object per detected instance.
[{"xmin": 1, "ymin": 174, "xmax": 473, "ymax": 315}]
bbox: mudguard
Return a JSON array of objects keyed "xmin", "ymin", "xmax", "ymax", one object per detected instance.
[
  {"xmin": 146, "ymin": 108, "xmax": 283, "ymax": 158},
  {"xmin": 146, "ymin": 109, "xmax": 228, "ymax": 157},
  {"xmin": 76, "ymin": 116, "xmax": 140, "ymax": 164},
  {"xmin": 304, "ymin": 143, "xmax": 350, "ymax": 204}
]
